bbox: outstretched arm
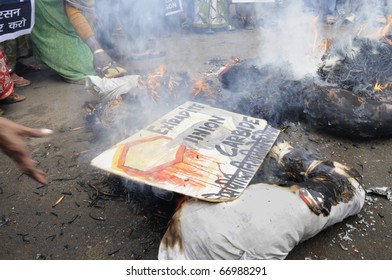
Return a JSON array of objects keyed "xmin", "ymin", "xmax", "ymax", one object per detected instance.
[{"xmin": 0, "ymin": 117, "xmax": 53, "ymax": 185}]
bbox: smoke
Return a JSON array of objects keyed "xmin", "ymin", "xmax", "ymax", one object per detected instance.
[
  {"xmin": 256, "ymin": 0, "xmax": 391, "ymax": 79},
  {"xmin": 218, "ymin": 0, "xmax": 392, "ymax": 129},
  {"xmin": 84, "ymin": 1, "xmax": 392, "ymax": 201},
  {"xmin": 86, "ymin": 0, "xmax": 388, "ymax": 131},
  {"xmin": 93, "ymin": 0, "xmax": 166, "ymax": 54},
  {"xmin": 256, "ymin": 1, "xmax": 322, "ymax": 79},
  {"xmin": 87, "ymin": 1, "xmax": 392, "ymax": 143}
]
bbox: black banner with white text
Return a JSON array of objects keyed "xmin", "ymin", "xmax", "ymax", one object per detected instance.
[{"xmin": 0, "ymin": 0, "xmax": 34, "ymax": 42}]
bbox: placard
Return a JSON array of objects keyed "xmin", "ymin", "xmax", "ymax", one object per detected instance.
[
  {"xmin": 165, "ymin": 0, "xmax": 183, "ymax": 16},
  {"xmin": 0, "ymin": 0, "xmax": 34, "ymax": 42},
  {"xmin": 91, "ymin": 102, "xmax": 280, "ymax": 202}
]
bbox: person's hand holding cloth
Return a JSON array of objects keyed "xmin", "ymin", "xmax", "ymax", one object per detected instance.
[{"xmin": 64, "ymin": 2, "xmax": 126, "ymax": 78}]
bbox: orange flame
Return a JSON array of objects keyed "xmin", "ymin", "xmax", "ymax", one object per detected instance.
[
  {"xmin": 374, "ymin": 81, "xmax": 390, "ymax": 92},
  {"xmin": 217, "ymin": 57, "xmax": 241, "ymax": 76},
  {"xmin": 358, "ymin": 14, "xmax": 392, "ymax": 43},
  {"xmin": 381, "ymin": 15, "xmax": 392, "ymax": 45},
  {"xmin": 320, "ymin": 39, "xmax": 332, "ymax": 53},
  {"xmin": 139, "ymin": 65, "xmax": 168, "ymax": 101},
  {"xmin": 189, "ymin": 79, "xmax": 212, "ymax": 97},
  {"xmin": 309, "ymin": 16, "xmax": 332, "ymax": 54}
]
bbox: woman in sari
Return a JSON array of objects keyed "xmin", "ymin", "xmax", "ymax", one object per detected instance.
[
  {"xmin": 0, "ymin": 49, "xmax": 26, "ymax": 116},
  {"xmin": 1, "ymin": 36, "xmax": 36, "ymax": 88},
  {"xmin": 63, "ymin": 0, "xmax": 127, "ymax": 79},
  {"xmin": 31, "ymin": 0, "xmax": 126, "ymax": 83}
]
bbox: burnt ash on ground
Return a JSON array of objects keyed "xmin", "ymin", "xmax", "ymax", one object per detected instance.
[{"xmin": 319, "ymin": 38, "xmax": 392, "ymax": 101}]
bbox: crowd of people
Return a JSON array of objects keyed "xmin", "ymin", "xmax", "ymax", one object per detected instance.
[{"xmin": 2, "ymin": 0, "xmax": 392, "ymax": 185}]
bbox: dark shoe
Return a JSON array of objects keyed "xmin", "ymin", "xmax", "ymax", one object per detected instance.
[
  {"xmin": 244, "ymin": 16, "xmax": 256, "ymax": 30},
  {"xmin": 14, "ymin": 62, "xmax": 41, "ymax": 76}
]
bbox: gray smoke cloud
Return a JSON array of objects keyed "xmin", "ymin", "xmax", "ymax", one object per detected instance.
[
  {"xmin": 88, "ymin": 0, "xmax": 392, "ymax": 137},
  {"xmin": 256, "ymin": 0, "xmax": 391, "ymax": 79},
  {"xmin": 86, "ymin": 1, "xmax": 392, "ymax": 200},
  {"xmin": 257, "ymin": 1, "xmax": 321, "ymax": 79}
]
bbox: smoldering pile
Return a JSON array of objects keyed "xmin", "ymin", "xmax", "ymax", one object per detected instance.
[
  {"xmin": 217, "ymin": 60, "xmax": 309, "ymax": 126},
  {"xmin": 218, "ymin": 36, "xmax": 392, "ymax": 139},
  {"xmin": 319, "ymin": 38, "xmax": 392, "ymax": 100},
  {"xmin": 84, "ymin": 67, "xmax": 218, "ymax": 142}
]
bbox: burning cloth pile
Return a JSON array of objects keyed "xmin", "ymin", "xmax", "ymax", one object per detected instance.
[
  {"xmin": 88, "ymin": 95, "xmax": 365, "ymax": 260},
  {"xmin": 84, "ymin": 65, "xmax": 219, "ymax": 138},
  {"xmin": 158, "ymin": 138, "xmax": 365, "ymax": 260}
]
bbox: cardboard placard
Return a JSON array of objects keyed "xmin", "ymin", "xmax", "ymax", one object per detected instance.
[
  {"xmin": 0, "ymin": 0, "xmax": 34, "ymax": 42},
  {"xmin": 165, "ymin": 0, "xmax": 183, "ymax": 16},
  {"xmin": 91, "ymin": 102, "xmax": 280, "ymax": 202}
]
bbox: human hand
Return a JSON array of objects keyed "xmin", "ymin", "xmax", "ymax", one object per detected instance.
[
  {"xmin": 93, "ymin": 49, "xmax": 112, "ymax": 74},
  {"xmin": 0, "ymin": 117, "xmax": 53, "ymax": 185}
]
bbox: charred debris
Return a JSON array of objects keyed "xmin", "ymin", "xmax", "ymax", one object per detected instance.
[{"xmin": 219, "ymin": 38, "xmax": 392, "ymax": 139}]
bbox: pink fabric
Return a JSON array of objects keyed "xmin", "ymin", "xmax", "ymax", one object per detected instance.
[{"xmin": 0, "ymin": 50, "xmax": 14, "ymax": 101}]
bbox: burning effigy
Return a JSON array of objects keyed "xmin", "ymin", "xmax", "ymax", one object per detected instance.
[
  {"xmin": 158, "ymin": 138, "xmax": 365, "ymax": 260},
  {"xmin": 89, "ymin": 99, "xmax": 365, "ymax": 260}
]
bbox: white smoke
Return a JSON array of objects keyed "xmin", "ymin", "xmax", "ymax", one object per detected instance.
[
  {"xmin": 256, "ymin": 0, "xmax": 390, "ymax": 79},
  {"xmin": 257, "ymin": 1, "xmax": 321, "ymax": 79}
]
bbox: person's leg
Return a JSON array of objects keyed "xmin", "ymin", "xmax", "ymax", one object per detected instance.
[
  {"xmin": 117, "ymin": 0, "xmax": 151, "ymax": 52},
  {"xmin": 302, "ymin": 0, "xmax": 319, "ymax": 15},
  {"xmin": 245, "ymin": 3, "xmax": 257, "ymax": 29},
  {"xmin": 226, "ymin": 0, "xmax": 236, "ymax": 30},
  {"xmin": 1, "ymin": 40, "xmax": 17, "ymax": 71},
  {"xmin": 0, "ymin": 50, "xmax": 13, "ymax": 101},
  {"xmin": 0, "ymin": 50, "xmax": 26, "ymax": 104},
  {"xmin": 94, "ymin": 0, "xmax": 119, "ymax": 50},
  {"xmin": 235, "ymin": 3, "xmax": 256, "ymax": 29},
  {"xmin": 323, "ymin": 0, "xmax": 336, "ymax": 23},
  {"xmin": 323, "ymin": 0, "xmax": 336, "ymax": 16},
  {"xmin": 0, "ymin": 40, "xmax": 30, "ymax": 87}
]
